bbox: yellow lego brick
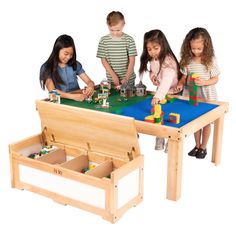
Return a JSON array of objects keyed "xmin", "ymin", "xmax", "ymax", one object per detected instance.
[
  {"xmin": 154, "ymin": 104, "xmax": 162, "ymax": 117},
  {"xmin": 144, "ymin": 115, "xmax": 155, "ymax": 123},
  {"xmin": 191, "ymin": 73, "xmax": 200, "ymax": 79},
  {"xmin": 160, "ymin": 99, "xmax": 167, "ymax": 104}
]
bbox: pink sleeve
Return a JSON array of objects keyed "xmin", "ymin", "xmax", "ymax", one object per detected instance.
[{"xmin": 154, "ymin": 68, "xmax": 176, "ymax": 100}]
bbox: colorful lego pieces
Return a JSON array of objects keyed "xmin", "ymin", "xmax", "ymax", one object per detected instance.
[
  {"xmin": 48, "ymin": 89, "xmax": 61, "ymax": 104},
  {"xmin": 154, "ymin": 104, "xmax": 162, "ymax": 117},
  {"xmin": 145, "ymin": 104, "xmax": 164, "ymax": 124},
  {"xmin": 169, "ymin": 113, "xmax": 180, "ymax": 124},
  {"xmin": 27, "ymin": 145, "xmax": 56, "ymax": 159},
  {"xmin": 166, "ymin": 95, "xmax": 176, "ymax": 103},
  {"xmin": 89, "ymin": 164, "xmax": 96, "ymax": 170},
  {"xmin": 81, "ymin": 164, "xmax": 97, "ymax": 173},
  {"xmin": 144, "ymin": 115, "xmax": 155, "ymax": 123},
  {"xmin": 188, "ymin": 73, "xmax": 199, "ymax": 106}
]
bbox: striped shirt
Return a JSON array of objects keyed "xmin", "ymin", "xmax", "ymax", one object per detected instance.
[
  {"xmin": 181, "ymin": 58, "xmax": 220, "ymax": 100},
  {"xmin": 97, "ymin": 33, "xmax": 137, "ymax": 85}
]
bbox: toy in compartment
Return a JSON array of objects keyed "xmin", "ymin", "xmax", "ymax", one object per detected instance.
[
  {"xmin": 81, "ymin": 162, "xmax": 97, "ymax": 173},
  {"xmin": 28, "ymin": 145, "xmax": 57, "ymax": 159}
]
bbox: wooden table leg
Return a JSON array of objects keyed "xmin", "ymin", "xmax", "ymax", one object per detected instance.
[
  {"xmin": 166, "ymin": 139, "xmax": 184, "ymax": 201},
  {"xmin": 212, "ymin": 115, "xmax": 225, "ymax": 165}
]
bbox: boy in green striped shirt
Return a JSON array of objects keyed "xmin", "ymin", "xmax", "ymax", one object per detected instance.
[{"xmin": 97, "ymin": 11, "xmax": 137, "ymax": 88}]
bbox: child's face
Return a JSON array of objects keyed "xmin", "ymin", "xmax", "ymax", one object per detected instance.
[
  {"xmin": 59, "ymin": 47, "xmax": 73, "ymax": 65},
  {"xmin": 146, "ymin": 42, "xmax": 161, "ymax": 60},
  {"xmin": 108, "ymin": 20, "xmax": 125, "ymax": 38},
  {"xmin": 190, "ymin": 38, "xmax": 204, "ymax": 57}
]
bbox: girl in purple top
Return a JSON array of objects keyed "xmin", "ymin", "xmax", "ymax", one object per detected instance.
[
  {"xmin": 40, "ymin": 34, "xmax": 94, "ymax": 101},
  {"xmin": 139, "ymin": 29, "xmax": 180, "ymax": 151}
]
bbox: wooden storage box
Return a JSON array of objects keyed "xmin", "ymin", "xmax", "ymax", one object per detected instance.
[{"xmin": 9, "ymin": 100, "xmax": 144, "ymax": 223}]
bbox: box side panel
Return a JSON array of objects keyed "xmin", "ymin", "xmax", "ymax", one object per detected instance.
[
  {"xmin": 117, "ymin": 168, "xmax": 140, "ymax": 209},
  {"xmin": 19, "ymin": 165, "xmax": 105, "ymax": 209}
]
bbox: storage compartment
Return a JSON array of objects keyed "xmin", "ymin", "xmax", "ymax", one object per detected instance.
[
  {"xmin": 37, "ymin": 149, "xmax": 69, "ymax": 165},
  {"xmin": 60, "ymin": 154, "xmax": 100, "ymax": 174},
  {"xmin": 9, "ymin": 100, "xmax": 144, "ymax": 223}
]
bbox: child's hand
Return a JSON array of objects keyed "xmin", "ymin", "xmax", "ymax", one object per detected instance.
[
  {"xmin": 115, "ymin": 85, "xmax": 121, "ymax": 90},
  {"xmin": 84, "ymin": 86, "xmax": 94, "ymax": 97},
  {"xmin": 113, "ymin": 76, "xmax": 120, "ymax": 87},
  {"xmin": 175, "ymin": 83, "xmax": 184, "ymax": 92},
  {"xmin": 150, "ymin": 74, "xmax": 159, "ymax": 86},
  {"xmin": 121, "ymin": 78, "xmax": 128, "ymax": 85},
  {"xmin": 194, "ymin": 77, "xmax": 205, "ymax": 86},
  {"xmin": 151, "ymin": 97, "xmax": 160, "ymax": 106},
  {"xmin": 73, "ymin": 93, "xmax": 86, "ymax": 102}
]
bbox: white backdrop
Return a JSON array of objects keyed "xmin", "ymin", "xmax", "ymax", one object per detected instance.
[{"xmin": 0, "ymin": 0, "xmax": 235, "ymax": 232}]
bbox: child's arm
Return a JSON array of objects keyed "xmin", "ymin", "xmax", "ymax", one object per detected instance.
[
  {"xmin": 175, "ymin": 74, "xmax": 187, "ymax": 92},
  {"xmin": 121, "ymin": 56, "xmax": 135, "ymax": 84},
  {"xmin": 79, "ymin": 73, "xmax": 95, "ymax": 97},
  {"xmin": 152, "ymin": 68, "xmax": 176, "ymax": 106},
  {"xmin": 101, "ymin": 58, "xmax": 120, "ymax": 86},
  {"xmin": 194, "ymin": 76, "xmax": 218, "ymax": 86},
  {"xmin": 45, "ymin": 79, "xmax": 86, "ymax": 101}
]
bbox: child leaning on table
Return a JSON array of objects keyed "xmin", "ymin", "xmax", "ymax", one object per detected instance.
[
  {"xmin": 139, "ymin": 29, "xmax": 180, "ymax": 152},
  {"xmin": 175, "ymin": 27, "xmax": 220, "ymax": 159},
  {"xmin": 40, "ymin": 34, "xmax": 94, "ymax": 101},
  {"xmin": 97, "ymin": 11, "xmax": 137, "ymax": 88}
]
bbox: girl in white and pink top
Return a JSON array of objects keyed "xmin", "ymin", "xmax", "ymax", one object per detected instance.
[
  {"xmin": 150, "ymin": 55, "xmax": 179, "ymax": 100},
  {"xmin": 139, "ymin": 29, "xmax": 180, "ymax": 151},
  {"xmin": 139, "ymin": 29, "xmax": 180, "ymax": 105}
]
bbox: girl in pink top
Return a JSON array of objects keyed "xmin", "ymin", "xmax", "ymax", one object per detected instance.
[
  {"xmin": 139, "ymin": 29, "xmax": 180, "ymax": 105},
  {"xmin": 139, "ymin": 29, "xmax": 180, "ymax": 151}
]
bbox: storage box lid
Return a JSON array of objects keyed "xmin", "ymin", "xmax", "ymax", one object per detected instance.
[{"xmin": 36, "ymin": 100, "xmax": 140, "ymax": 161}]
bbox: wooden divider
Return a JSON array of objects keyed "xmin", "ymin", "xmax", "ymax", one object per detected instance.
[
  {"xmin": 37, "ymin": 148, "xmax": 66, "ymax": 165},
  {"xmin": 61, "ymin": 155, "xmax": 88, "ymax": 172},
  {"xmin": 86, "ymin": 160, "xmax": 113, "ymax": 178}
]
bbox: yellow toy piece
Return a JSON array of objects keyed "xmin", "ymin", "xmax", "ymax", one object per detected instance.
[
  {"xmin": 144, "ymin": 115, "xmax": 155, "ymax": 123},
  {"xmin": 154, "ymin": 104, "xmax": 162, "ymax": 118},
  {"xmin": 191, "ymin": 73, "xmax": 200, "ymax": 79},
  {"xmin": 89, "ymin": 164, "xmax": 96, "ymax": 170},
  {"xmin": 160, "ymin": 99, "xmax": 167, "ymax": 104}
]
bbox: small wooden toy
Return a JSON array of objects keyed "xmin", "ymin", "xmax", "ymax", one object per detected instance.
[
  {"xmin": 100, "ymin": 79, "xmax": 111, "ymax": 95},
  {"xmin": 135, "ymin": 81, "xmax": 147, "ymax": 96},
  {"xmin": 93, "ymin": 79, "xmax": 111, "ymax": 108},
  {"xmin": 120, "ymin": 83, "xmax": 136, "ymax": 98}
]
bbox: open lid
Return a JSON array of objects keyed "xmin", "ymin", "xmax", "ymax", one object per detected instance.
[{"xmin": 36, "ymin": 100, "xmax": 140, "ymax": 161}]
